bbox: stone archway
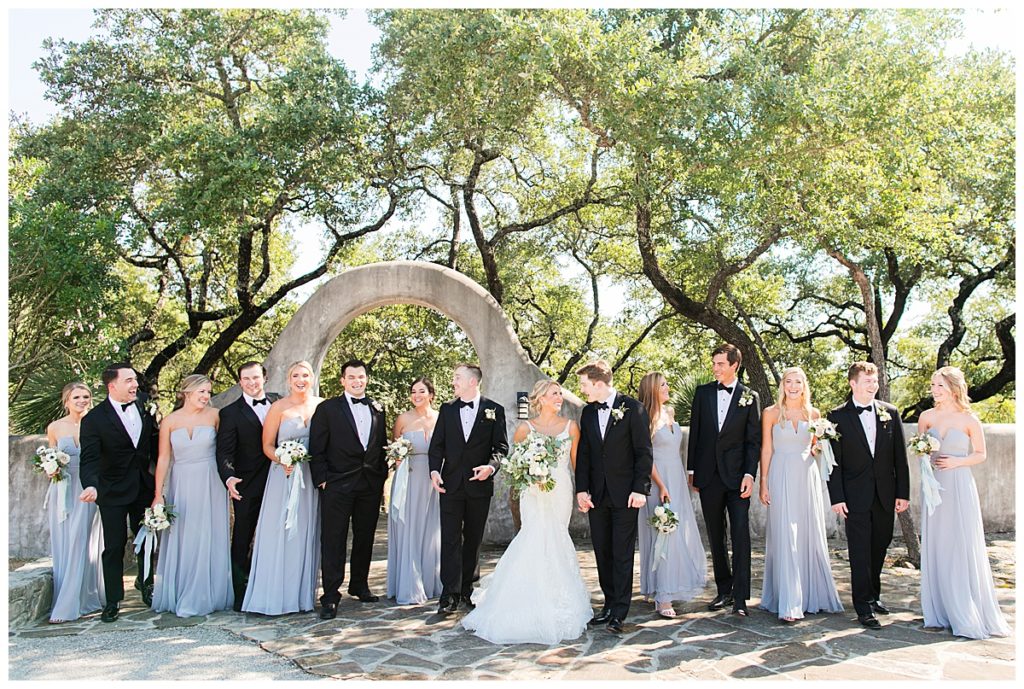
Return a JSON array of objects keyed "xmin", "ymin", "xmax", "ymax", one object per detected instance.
[{"xmin": 216, "ymin": 260, "xmax": 584, "ymax": 542}]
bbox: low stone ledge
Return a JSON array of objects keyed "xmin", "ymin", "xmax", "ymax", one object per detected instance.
[{"xmin": 9, "ymin": 558, "xmax": 54, "ymax": 628}]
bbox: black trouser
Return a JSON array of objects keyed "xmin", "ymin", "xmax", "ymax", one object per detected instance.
[
  {"xmin": 844, "ymin": 493, "xmax": 894, "ymax": 616},
  {"xmin": 98, "ymin": 492, "xmax": 153, "ymax": 605},
  {"xmin": 319, "ymin": 484, "xmax": 381, "ymax": 606},
  {"xmin": 698, "ymin": 472, "xmax": 751, "ymax": 603},
  {"xmin": 438, "ymin": 493, "xmax": 491, "ymax": 599},
  {"xmin": 229, "ymin": 484, "xmax": 266, "ymax": 605},
  {"xmin": 588, "ymin": 499, "xmax": 639, "ymax": 620}
]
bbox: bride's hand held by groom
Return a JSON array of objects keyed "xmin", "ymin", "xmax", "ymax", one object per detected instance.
[{"xmin": 576, "ymin": 491, "xmax": 594, "ymax": 513}]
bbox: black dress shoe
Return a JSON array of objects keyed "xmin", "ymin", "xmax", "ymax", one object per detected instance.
[
  {"xmin": 461, "ymin": 594, "xmax": 476, "ymax": 611},
  {"xmin": 708, "ymin": 593, "xmax": 734, "ymax": 611},
  {"xmin": 141, "ymin": 583, "xmax": 154, "ymax": 607},
  {"xmin": 101, "ymin": 603, "xmax": 119, "ymax": 623},
  {"xmin": 606, "ymin": 617, "xmax": 624, "ymax": 633},
  {"xmin": 857, "ymin": 614, "xmax": 881, "ymax": 629},
  {"xmin": 589, "ymin": 609, "xmax": 612, "ymax": 626},
  {"xmin": 350, "ymin": 591, "xmax": 380, "ymax": 603},
  {"xmin": 319, "ymin": 603, "xmax": 338, "ymax": 620},
  {"xmin": 437, "ymin": 597, "xmax": 458, "ymax": 614},
  {"xmin": 870, "ymin": 600, "xmax": 890, "ymax": 615}
]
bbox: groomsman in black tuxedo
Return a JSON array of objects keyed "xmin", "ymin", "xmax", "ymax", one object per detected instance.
[
  {"xmin": 309, "ymin": 359, "xmax": 389, "ymax": 619},
  {"xmin": 429, "ymin": 363, "xmax": 508, "ymax": 615},
  {"xmin": 216, "ymin": 362, "xmax": 281, "ymax": 610},
  {"xmin": 686, "ymin": 343, "xmax": 762, "ymax": 617},
  {"xmin": 827, "ymin": 361, "xmax": 910, "ymax": 629},
  {"xmin": 79, "ymin": 363, "xmax": 159, "ymax": 622},
  {"xmin": 575, "ymin": 360, "xmax": 653, "ymax": 634}
]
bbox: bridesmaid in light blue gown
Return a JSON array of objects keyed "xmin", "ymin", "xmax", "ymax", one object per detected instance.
[
  {"xmin": 386, "ymin": 378, "xmax": 442, "ymax": 605},
  {"xmin": 151, "ymin": 375, "xmax": 233, "ymax": 617},
  {"xmin": 637, "ymin": 373, "xmax": 707, "ymax": 618},
  {"xmin": 243, "ymin": 361, "xmax": 323, "ymax": 615},
  {"xmin": 758, "ymin": 367, "xmax": 842, "ymax": 622},
  {"xmin": 917, "ymin": 367, "xmax": 1010, "ymax": 640},
  {"xmin": 46, "ymin": 382, "xmax": 104, "ymax": 623}
]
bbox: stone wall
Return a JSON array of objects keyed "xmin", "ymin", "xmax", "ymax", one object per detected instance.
[{"xmin": 9, "ymin": 424, "xmax": 1015, "ymax": 555}]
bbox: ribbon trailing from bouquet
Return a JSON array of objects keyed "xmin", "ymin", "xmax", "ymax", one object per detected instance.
[
  {"xmin": 817, "ymin": 439, "xmax": 837, "ymax": 480},
  {"xmin": 41, "ymin": 478, "xmax": 73, "ymax": 524},
  {"xmin": 133, "ymin": 525, "xmax": 156, "ymax": 581},
  {"xmin": 390, "ymin": 456, "xmax": 411, "ymax": 524},
  {"xmin": 284, "ymin": 462, "xmax": 306, "ymax": 540},
  {"xmin": 919, "ymin": 454, "xmax": 944, "ymax": 516},
  {"xmin": 651, "ymin": 502, "xmax": 672, "ymax": 573}
]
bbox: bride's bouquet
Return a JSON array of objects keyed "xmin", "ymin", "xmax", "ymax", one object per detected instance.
[
  {"xmin": 501, "ymin": 431, "xmax": 564, "ymax": 497},
  {"xmin": 648, "ymin": 504, "xmax": 679, "ymax": 572},
  {"xmin": 33, "ymin": 446, "xmax": 73, "ymax": 522},
  {"xmin": 134, "ymin": 503, "xmax": 177, "ymax": 580},
  {"xmin": 808, "ymin": 418, "xmax": 841, "ymax": 479},
  {"xmin": 275, "ymin": 440, "xmax": 310, "ymax": 475},
  {"xmin": 907, "ymin": 432, "xmax": 944, "ymax": 515},
  {"xmin": 386, "ymin": 437, "xmax": 414, "ymax": 471}
]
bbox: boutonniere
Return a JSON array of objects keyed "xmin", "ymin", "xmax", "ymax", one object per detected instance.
[
  {"xmin": 875, "ymin": 406, "xmax": 891, "ymax": 423},
  {"xmin": 611, "ymin": 404, "xmax": 627, "ymax": 423},
  {"xmin": 738, "ymin": 390, "xmax": 755, "ymax": 407},
  {"xmin": 145, "ymin": 401, "xmax": 159, "ymax": 418},
  {"xmin": 484, "ymin": 408, "xmax": 496, "ymax": 421},
  {"xmin": 371, "ymin": 400, "xmax": 383, "ymax": 413}
]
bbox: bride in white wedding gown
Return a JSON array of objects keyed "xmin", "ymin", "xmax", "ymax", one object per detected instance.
[{"xmin": 462, "ymin": 381, "xmax": 593, "ymax": 645}]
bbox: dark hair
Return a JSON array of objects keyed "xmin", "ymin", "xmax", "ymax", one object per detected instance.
[
  {"xmin": 711, "ymin": 343, "xmax": 742, "ymax": 367},
  {"xmin": 340, "ymin": 359, "xmax": 370, "ymax": 377},
  {"xmin": 455, "ymin": 363, "xmax": 482, "ymax": 383},
  {"xmin": 410, "ymin": 377, "xmax": 435, "ymax": 398},
  {"xmin": 101, "ymin": 363, "xmax": 135, "ymax": 387},
  {"xmin": 847, "ymin": 361, "xmax": 879, "ymax": 381},
  {"xmin": 237, "ymin": 361, "xmax": 267, "ymax": 380},
  {"xmin": 575, "ymin": 360, "xmax": 612, "ymax": 385}
]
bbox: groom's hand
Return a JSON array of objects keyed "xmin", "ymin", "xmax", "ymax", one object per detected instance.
[
  {"xmin": 430, "ymin": 470, "xmax": 446, "ymax": 494},
  {"xmin": 739, "ymin": 475, "xmax": 754, "ymax": 499},
  {"xmin": 469, "ymin": 465, "xmax": 495, "ymax": 481},
  {"xmin": 576, "ymin": 491, "xmax": 594, "ymax": 512},
  {"xmin": 832, "ymin": 502, "xmax": 849, "ymax": 518},
  {"xmin": 627, "ymin": 492, "xmax": 646, "ymax": 509},
  {"xmin": 895, "ymin": 498, "xmax": 910, "ymax": 514},
  {"xmin": 80, "ymin": 487, "xmax": 97, "ymax": 503},
  {"xmin": 225, "ymin": 477, "xmax": 243, "ymax": 501}
]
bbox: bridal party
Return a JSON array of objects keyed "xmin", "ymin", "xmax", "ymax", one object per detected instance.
[{"xmin": 38, "ymin": 347, "xmax": 1009, "ymax": 644}]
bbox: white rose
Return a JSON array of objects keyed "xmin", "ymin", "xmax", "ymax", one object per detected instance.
[
  {"xmin": 153, "ymin": 504, "xmax": 165, "ymax": 516},
  {"xmin": 41, "ymin": 458, "xmax": 59, "ymax": 474},
  {"xmin": 654, "ymin": 506, "xmax": 665, "ymax": 517}
]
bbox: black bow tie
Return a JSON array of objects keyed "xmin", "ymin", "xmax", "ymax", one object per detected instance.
[
  {"xmin": 717, "ymin": 383, "xmax": 734, "ymax": 393},
  {"xmin": 251, "ymin": 397, "xmax": 268, "ymax": 406},
  {"xmin": 594, "ymin": 401, "xmax": 609, "ymax": 410},
  {"xmin": 120, "ymin": 402, "xmax": 133, "ymax": 412},
  {"xmin": 456, "ymin": 399, "xmax": 475, "ymax": 409},
  {"xmin": 351, "ymin": 396, "xmax": 370, "ymax": 406},
  {"xmin": 855, "ymin": 404, "xmax": 874, "ymax": 414}
]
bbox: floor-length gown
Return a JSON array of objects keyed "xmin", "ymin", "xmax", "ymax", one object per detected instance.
[
  {"xmin": 151, "ymin": 426, "xmax": 233, "ymax": 617},
  {"xmin": 759, "ymin": 420, "xmax": 843, "ymax": 620},
  {"xmin": 638, "ymin": 422, "xmax": 707, "ymax": 604},
  {"xmin": 386, "ymin": 430, "xmax": 442, "ymax": 605},
  {"xmin": 462, "ymin": 421, "xmax": 592, "ymax": 644},
  {"xmin": 920, "ymin": 428, "xmax": 1010, "ymax": 639},
  {"xmin": 242, "ymin": 416, "xmax": 321, "ymax": 614},
  {"xmin": 48, "ymin": 436, "xmax": 105, "ymax": 622}
]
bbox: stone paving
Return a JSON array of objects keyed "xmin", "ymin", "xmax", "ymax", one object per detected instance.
[{"xmin": 8, "ymin": 528, "xmax": 1017, "ymax": 681}]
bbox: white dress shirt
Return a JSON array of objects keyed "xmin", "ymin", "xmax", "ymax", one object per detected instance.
[
  {"xmin": 112, "ymin": 399, "xmax": 142, "ymax": 447},
  {"xmin": 854, "ymin": 398, "xmax": 877, "ymax": 456},
  {"xmin": 458, "ymin": 393, "xmax": 481, "ymax": 442},
  {"xmin": 345, "ymin": 392, "xmax": 372, "ymax": 450},
  {"xmin": 242, "ymin": 392, "xmax": 270, "ymax": 425},
  {"xmin": 596, "ymin": 388, "xmax": 616, "ymax": 438},
  {"xmin": 716, "ymin": 380, "xmax": 737, "ymax": 431}
]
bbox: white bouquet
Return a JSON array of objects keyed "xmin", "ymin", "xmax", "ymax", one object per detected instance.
[
  {"xmin": 134, "ymin": 503, "xmax": 177, "ymax": 581},
  {"xmin": 648, "ymin": 504, "xmax": 679, "ymax": 534},
  {"xmin": 31, "ymin": 446, "xmax": 71, "ymax": 482},
  {"xmin": 501, "ymin": 431, "xmax": 563, "ymax": 497},
  {"xmin": 907, "ymin": 433, "xmax": 942, "ymax": 458},
  {"xmin": 275, "ymin": 440, "xmax": 310, "ymax": 474},
  {"xmin": 907, "ymin": 432, "xmax": 944, "ymax": 516},
  {"xmin": 808, "ymin": 418, "xmax": 840, "ymax": 479},
  {"xmin": 808, "ymin": 418, "xmax": 840, "ymax": 442},
  {"xmin": 386, "ymin": 437, "xmax": 414, "ymax": 470}
]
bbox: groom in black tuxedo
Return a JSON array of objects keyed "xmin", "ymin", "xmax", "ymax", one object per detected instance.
[
  {"xmin": 429, "ymin": 363, "xmax": 508, "ymax": 615},
  {"xmin": 79, "ymin": 362, "xmax": 159, "ymax": 622},
  {"xmin": 686, "ymin": 343, "xmax": 762, "ymax": 616},
  {"xmin": 216, "ymin": 361, "xmax": 281, "ymax": 610},
  {"xmin": 827, "ymin": 361, "xmax": 910, "ymax": 628},
  {"xmin": 575, "ymin": 360, "xmax": 653, "ymax": 634},
  {"xmin": 309, "ymin": 359, "xmax": 389, "ymax": 619}
]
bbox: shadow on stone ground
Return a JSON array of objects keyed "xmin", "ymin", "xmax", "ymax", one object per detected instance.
[{"xmin": 9, "ymin": 526, "xmax": 1016, "ymax": 680}]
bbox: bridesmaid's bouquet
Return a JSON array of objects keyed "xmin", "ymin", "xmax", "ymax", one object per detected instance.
[
  {"xmin": 501, "ymin": 432, "xmax": 564, "ymax": 497},
  {"xmin": 135, "ymin": 503, "xmax": 177, "ymax": 581},
  {"xmin": 808, "ymin": 418, "xmax": 840, "ymax": 479},
  {"xmin": 386, "ymin": 437, "xmax": 414, "ymax": 470},
  {"xmin": 908, "ymin": 432, "xmax": 944, "ymax": 516},
  {"xmin": 275, "ymin": 440, "xmax": 310, "ymax": 476},
  {"xmin": 907, "ymin": 433, "xmax": 942, "ymax": 458},
  {"xmin": 648, "ymin": 505, "xmax": 679, "ymax": 534},
  {"xmin": 31, "ymin": 446, "xmax": 71, "ymax": 482},
  {"xmin": 808, "ymin": 418, "xmax": 840, "ymax": 442}
]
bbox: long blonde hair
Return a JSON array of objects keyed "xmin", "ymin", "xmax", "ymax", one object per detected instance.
[
  {"xmin": 527, "ymin": 379, "xmax": 561, "ymax": 417},
  {"xmin": 638, "ymin": 372, "xmax": 667, "ymax": 439},
  {"xmin": 174, "ymin": 374, "xmax": 212, "ymax": 409},
  {"xmin": 775, "ymin": 367, "xmax": 813, "ymax": 424},
  {"xmin": 934, "ymin": 366, "xmax": 971, "ymax": 412}
]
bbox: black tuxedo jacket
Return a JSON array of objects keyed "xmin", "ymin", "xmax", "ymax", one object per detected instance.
[
  {"xmin": 428, "ymin": 397, "xmax": 508, "ymax": 498},
  {"xmin": 826, "ymin": 399, "xmax": 910, "ymax": 512},
  {"xmin": 574, "ymin": 393, "xmax": 654, "ymax": 509},
  {"xmin": 308, "ymin": 395, "xmax": 388, "ymax": 494},
  {"xmin": 79, "ymin": 398, "xmax": 158, "ymax": 506},
  {"xmin": 215, "ymin": 393, "xmax": 281, "ymax": 485},
  {"xmin": 686, "ymin": 381, "xmax": 762, "ymax": 490}
]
